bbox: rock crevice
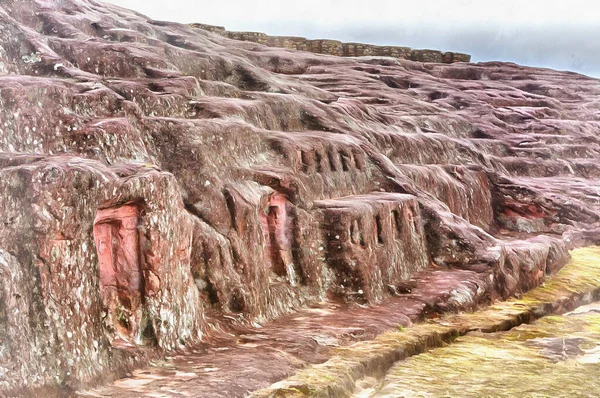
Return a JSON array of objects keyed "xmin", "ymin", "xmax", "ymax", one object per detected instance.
[{"xmin": 0, "ymin": 0, "xmax": 599, "ymax": 394}]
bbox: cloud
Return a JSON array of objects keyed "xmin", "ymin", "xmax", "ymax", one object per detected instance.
[
  {"xmin": 101, "ymin": 0, "xmax": 600, "ymax": 78},
  {"xmin": 102, "ymin": 0, "xmax": 600, "ymax": 28},
  {"xmin": 320, "ymin": 24, "xmax": 600, "ymax": 78}
]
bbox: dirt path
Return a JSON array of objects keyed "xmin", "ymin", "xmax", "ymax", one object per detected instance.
[
  {"xmin": 76, "ymin": 247, "xmax": 600, "ymax": 398},
  {"xmin": 76, "ymin": 268, "xmax": 491, "ymax": 397}
]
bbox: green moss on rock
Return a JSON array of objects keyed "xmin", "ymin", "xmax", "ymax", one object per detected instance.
[
  {"xmin": 373, "ymin": 309, "xmax": 600, "ymax": 397},
  {"xmin": 252, "ymin": 247, "xmax": 600, "ymax": 397}
]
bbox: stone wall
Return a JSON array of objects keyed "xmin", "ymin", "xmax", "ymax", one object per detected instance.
[{"xmin": 190, "ymin": 23, "xmax": 471, "ymax": 63}]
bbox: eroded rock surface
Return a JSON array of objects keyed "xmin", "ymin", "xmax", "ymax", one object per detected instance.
[{"xmin": 0, "ymin": 0, "xmax": 599, "ymax": 395}]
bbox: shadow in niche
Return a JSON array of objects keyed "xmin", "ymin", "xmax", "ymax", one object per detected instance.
[
  {"xmin": 93, "ymin": 202, "xmax": 156, "ymax": 346},
  {"xmin": 259, "ymin": 193, "xmax": 300, "ymax": 286}
]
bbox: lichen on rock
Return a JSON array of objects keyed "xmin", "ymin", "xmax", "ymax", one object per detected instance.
[{"xmin": 0, "ymin": 0, "xmax": 599, "ymax": 395}]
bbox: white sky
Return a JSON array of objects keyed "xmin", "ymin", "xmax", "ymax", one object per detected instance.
[{"xmin": 102, "ymin": 0, "xmax": 600, "ymax": 77}]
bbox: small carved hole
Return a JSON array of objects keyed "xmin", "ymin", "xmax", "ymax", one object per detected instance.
[{"xmin": 375, "ymin": 214, "xmax": 384, "ymax": 244}]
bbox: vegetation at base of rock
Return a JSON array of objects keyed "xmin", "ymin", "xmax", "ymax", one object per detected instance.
[
  {"xmin": 372, "ymin": 308, "xmax": 600, "ymax": 397},
  {"xmin": 1, "ymin": 0, "xmax": 600, "ymax": 394},
  {"xmin": 252, "ymin": 247, "xmax": 600, "ymax": 397}
]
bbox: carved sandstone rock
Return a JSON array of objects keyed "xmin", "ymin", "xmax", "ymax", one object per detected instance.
[{"xmin": 0, "ymin": 0, "xmax": 599, "ymax": 395}]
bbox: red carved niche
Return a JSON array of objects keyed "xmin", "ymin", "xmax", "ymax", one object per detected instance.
[
  {"xmin": 93, "ymin": 203, "xmax": 144, "ymax": 343},
  {"xmin": 259, "ymin": 193, "xmax": 298, "ymax": 285}
]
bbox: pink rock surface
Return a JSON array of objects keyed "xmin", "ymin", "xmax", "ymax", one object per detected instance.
[
  {"xmin": 0, "ymin": 0, "xmax": 599, "ymax": 395},
  {"xmin": 94, "ymin": 204, "xmax": 145, "ymax": 344}
]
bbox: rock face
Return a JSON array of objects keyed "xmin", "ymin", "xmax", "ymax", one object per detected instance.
[
  {"xmin": 189, "ymin": 23, "xmax": 472, "ymax": 63},
  {"xmin": 0, "ymin": 0, "xmax": 599, "ymax": 395}
]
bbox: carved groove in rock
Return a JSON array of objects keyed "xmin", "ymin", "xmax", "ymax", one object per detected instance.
[{"xmin": 0, "ymin": 0, "xmax": 599, "ymax": 395}]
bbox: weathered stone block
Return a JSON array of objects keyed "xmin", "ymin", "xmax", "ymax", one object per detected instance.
[{"xmin": 316, "ymin": 193, "xmax": 428, "ymax": 301}]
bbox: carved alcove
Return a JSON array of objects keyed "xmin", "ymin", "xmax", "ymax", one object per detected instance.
[
  {"xmin": 259, "ymin": 192, "xmax": 299, "ymax": 286},
  {"xmin": 93, "ymin": 203, "xmax": 152, "ymax": 345}
]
